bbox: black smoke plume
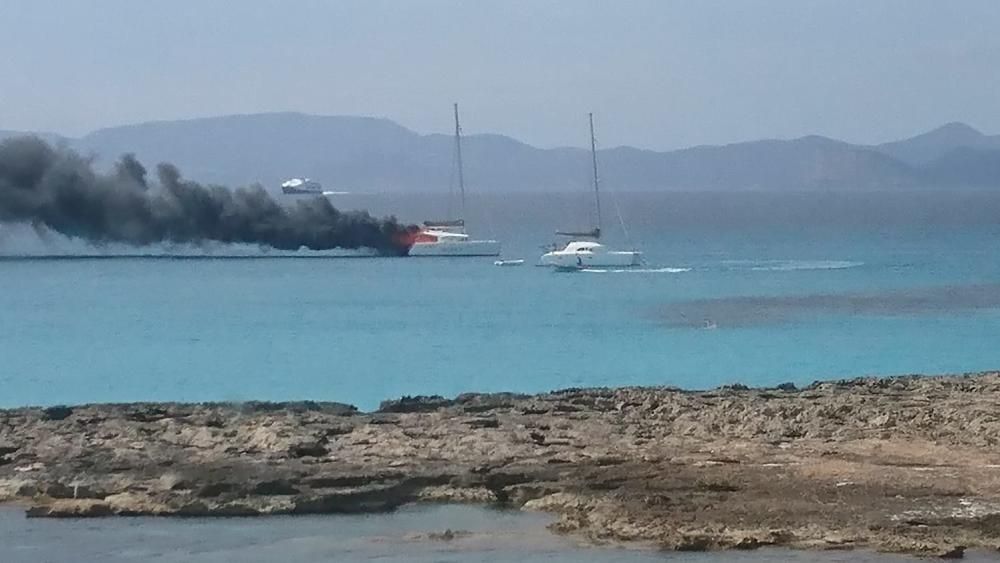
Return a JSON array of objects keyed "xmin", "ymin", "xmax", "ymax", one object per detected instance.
[{"xmin": 0, "ymin": 136, "xmax": 416, "ymax": 255}]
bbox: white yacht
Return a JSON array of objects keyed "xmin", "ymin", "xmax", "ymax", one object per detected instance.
[
  {"xmin": 280, "ymin": 178, "xmax": 348, "ymax": 196},
  {"xmin": 540, "ymin": 239, "xmax": 642, "ymax": 269},
  {"xmin": 539, "ymin": 114, "xmax": 641, "ymax": 269},
  {"xmin": 409, "ymin": 104, "xmax": 500, "ymax": 257},
  {"xmin": 408, "ymin": 220, "xmax": 501, "ymax": 256}
]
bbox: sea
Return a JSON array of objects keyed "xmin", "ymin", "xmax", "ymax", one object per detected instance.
[
  {"xmin": 4, "ymin": 190, "xmax": 1000, "ymax": 561},
  {"xmin": 4, "ymin": 504, "xmax": 996, "ymax": 563},
  {"xmin": 3, "ymin": 190, "xmax": 1000, "ymax": 410}
]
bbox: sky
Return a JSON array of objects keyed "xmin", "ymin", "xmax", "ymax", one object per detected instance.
[{"xmin": 1, "ymin": 0, "xmax": 998, "ymax": 150}]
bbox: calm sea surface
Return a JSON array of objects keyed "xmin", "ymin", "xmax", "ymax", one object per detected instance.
[
  {"xmin": 1, "ymin": 504, "xmax": 984, "ymax": 563},
  {"xmin": 3, "ymin": 191, "xmax": 1000, "ymax": 409}
]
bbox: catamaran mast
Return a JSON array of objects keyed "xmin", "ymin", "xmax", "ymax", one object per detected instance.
[
  {"xmin": 589, "ymin": 113, "xmax": 602, "ymax": 237},
  {"xmin": 454, "ymin": 103, "xmax": 466, "ymax": 222}
]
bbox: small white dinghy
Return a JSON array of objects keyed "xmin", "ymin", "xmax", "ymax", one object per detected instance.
[{"xmin": 494, "ymin": 259, "xmax": 525, "ymax": 266}]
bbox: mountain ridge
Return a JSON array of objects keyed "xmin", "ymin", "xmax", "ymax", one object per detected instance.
[
  {"xmin": 875, "ymin": 122, "xmax": 1000, "ymax": 167},
  {"xmin": 2, "ymin": 114, "xmax": 998, "ymax": 191}
]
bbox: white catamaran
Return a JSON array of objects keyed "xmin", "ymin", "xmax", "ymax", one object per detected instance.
[
  {"xmin": 539, "ymin": 113, "xmax": 642, "ymax": 269},
  {"xmin": 408, "ymin": 104, "xmax": 501, "ymax": 257}
]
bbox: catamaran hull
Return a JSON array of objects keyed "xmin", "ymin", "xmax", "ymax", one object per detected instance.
[
  {"xmin": 409, "ymin": 240, "xmax": 501, "ymax": 257},
  {"xmin": 538, "ymin": 250, "xmax": 642, "ymax": 269}
]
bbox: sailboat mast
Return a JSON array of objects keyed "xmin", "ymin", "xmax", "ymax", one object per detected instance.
[
  {"xmin": 454, "ymin": 103, "xmax": 466, "ymax": 221},
  {"xmin": 589, "ymin": 112, "xmax": 602, "ymax": 235}
]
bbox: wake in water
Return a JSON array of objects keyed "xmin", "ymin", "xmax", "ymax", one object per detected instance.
[
  {"xmin": 721, "ymin": 259, "xmax": 864, "ymax": 272},
  {"xmin": 580, "ymin": 266, "xmax": 691, "ymax": 274},
  {"xmin": 750, "ymin": 259, "xmax": 864, "ymax": 272},
  {"xmin": 0, "ymin": 224, "xmax": 382, "ymax": 259},
  {"xmin": 567, "ymin": 259, "xmax": 869, "ymax": 277}
]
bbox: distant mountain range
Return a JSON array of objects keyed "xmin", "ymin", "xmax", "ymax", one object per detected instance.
[{"xmin": 3, "ymin": 114, "xmax": 999, "ymax": 191}]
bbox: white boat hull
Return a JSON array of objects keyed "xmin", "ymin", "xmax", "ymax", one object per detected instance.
[
  {"xmin": 409, "ymin": 239, "xmax": 501, "ymax": 257},
  {"xmin": 540, "ymin": 116, "xmax": 642, "ymax": 270},
  {"xmin": 539, "ymin": 249, "xmax": 642, "ymax": 269}
]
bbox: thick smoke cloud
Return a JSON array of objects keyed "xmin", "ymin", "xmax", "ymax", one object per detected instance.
[{"xmin": 0, "ymin": 136, "xmax": 415, "ymax": 255}]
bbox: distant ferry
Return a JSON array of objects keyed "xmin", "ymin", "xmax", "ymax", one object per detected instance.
[{"xmin": 280, "ymin": 178, "xmax": 348, "ymax": 196}]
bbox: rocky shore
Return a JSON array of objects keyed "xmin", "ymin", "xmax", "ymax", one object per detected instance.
[{"xmin": 4, "ymin": 373, "xmax": 1000, "ymax": 558}]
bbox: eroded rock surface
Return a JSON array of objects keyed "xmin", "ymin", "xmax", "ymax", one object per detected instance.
[{"xmin": 4, "ymin": 374, "xmax": 1000, "ymax": 556}]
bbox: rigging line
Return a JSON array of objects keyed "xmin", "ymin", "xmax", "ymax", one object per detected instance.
[
  {"xmin": 588, "ymin": 113, "xmax": 602, "ymax": 233},
  {"xmin": 482, "ymin": 188, "xmax": 497, "ymax": 240},
  {"xmin": 460, "ymin": 152, "xmax": 499, "ymax": 240},
  {"xmin": 610, "ymin": 182, "xmax": 634, "ymax": 250},
  {"xmin": 590, "ymin": 116, "xmax": 635, "ymax": 250},
  {"xmin": 446, "ymin": 112, "xmax": 457, "ymax": 221},
  {"xmin": 454, "ymin": 103, "xmax": 466, "ymax": 222},
  {"xmin": 446, "ymin": 150, "xmax": 456, "ymax": 221}
]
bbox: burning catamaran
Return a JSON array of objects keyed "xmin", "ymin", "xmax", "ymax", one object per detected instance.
[{"xmin": 407, "ymin": 104, "xmax": 500, "ymax": 257}]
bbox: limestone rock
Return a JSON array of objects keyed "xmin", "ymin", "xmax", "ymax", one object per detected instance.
[{"xmin": 3, "ymin": 372, "xmax": 1000, "ymax": 557}]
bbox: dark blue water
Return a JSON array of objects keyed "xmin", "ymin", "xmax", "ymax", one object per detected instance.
[{"xmin": 3, "ymin": 191, "xmax": 1000, "ymax": 409}]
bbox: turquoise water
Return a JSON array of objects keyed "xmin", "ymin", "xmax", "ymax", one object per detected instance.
[
  {"xmin": 3, "ymin": 191, "xmax": 1000, "ymax": 409},
  {"xmin": 0, "ymin": 505, "xmax": 956, "ymax": 562}
]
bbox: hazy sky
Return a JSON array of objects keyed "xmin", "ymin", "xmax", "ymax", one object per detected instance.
[{"xmin": 1, "ymin": 0, "xmax": 998, "ymax": 150}]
